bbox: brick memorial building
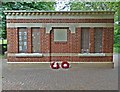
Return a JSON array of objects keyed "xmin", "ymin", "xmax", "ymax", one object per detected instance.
[{"xmin": 4, "ymin": 11, "xmax": 115, "ymax": 68}]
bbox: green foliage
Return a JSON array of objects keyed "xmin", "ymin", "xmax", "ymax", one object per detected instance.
[
  {"xmin": 70, "ymin": 2, "xmax": 118, "ymax": 11},
  {"xmin": 71, "ymin": 2, "xmax": 120, "ymax": 49},
  {"xmin": 2, "ymin": 2, "xmax": 55, "ymax": 10},
  {"xmin": 0, "ymin": 2, "xmax": 120, "ymax": 49},
  {"xmin": 0, "ymin": 2, "xmax": 55, "ymax": 39},
  {"xmin": 114, "ymin": 47, "xmax": 120, "ymax": 53}
]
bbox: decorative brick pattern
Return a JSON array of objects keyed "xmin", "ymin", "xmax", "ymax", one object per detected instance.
[{"xmin": 6, "ymin": 19, "xmax": 114, "ymax": 23}]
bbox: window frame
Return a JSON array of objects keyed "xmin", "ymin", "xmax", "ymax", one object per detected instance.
[{"xmin": 18, "ymin": 27, "xmax": 27, "ymax": 53}]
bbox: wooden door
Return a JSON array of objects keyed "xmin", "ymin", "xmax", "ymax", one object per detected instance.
[
  {"xmin": 81, "ymin": 28, "xmax": 90, "ymax": 53},
  {"xmin": 94, "ymin": 28, "xmax": 102, "ymax": 53},
  {"xmin": 32, "ymin": 28, "xmax": 40, "ymax": 53}
]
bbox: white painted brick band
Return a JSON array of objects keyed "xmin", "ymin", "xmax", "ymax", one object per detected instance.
[
  {"xmin": 7, "ymin": 23, "xmax": 114, "ymax": 33},
  {"xmin": 6, "ymin": 15, "xmax": 114, "ymax": 19},
  {"xmin": 7, "ymin": 53, "xmax": 113, "ymax": 57}
]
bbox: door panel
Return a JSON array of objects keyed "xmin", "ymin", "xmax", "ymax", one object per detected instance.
[
  {"xmin": 32, "ymin": 28, "xmax": 40, "ymax": 53},
  {"xmin": 81, "ymin": 28, "xmax": 90, "ymax": 53}
]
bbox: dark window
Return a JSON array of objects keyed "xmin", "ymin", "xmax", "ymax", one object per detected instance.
[
  {"xmin": 94, "ymin": 28, "xmax": 102, "ymax": 53},
  {"xmin": 18, "ymin": 28, "xmax": 27, "ymax": 53},
  {"xmin": 32, "ymin": 28, "xmax": 40, "ymax": 53},
  {"xmin": 81, "ymin": 28, "xmax": 90, "ymax": 53}
]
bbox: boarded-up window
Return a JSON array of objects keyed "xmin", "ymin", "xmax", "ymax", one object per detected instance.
[
  {"xmin": 94, "ymin": 28, "xmax": 102, "ymax": 53},
  {"xmin": 54, "ymin": 29, "xmax": 67, "ymax": 42},
  {"xmin": 32, "ymin": 28, "xmax": 40, "ymax": 53},
  {"xmin": 81, "ymin": 28, "xmax": 90, "ymax": 53},
  {"xmin": 19, "ymin": 28, "xmax": 27, "ymax": 53}
]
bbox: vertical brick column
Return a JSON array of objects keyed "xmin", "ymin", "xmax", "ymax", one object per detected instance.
[
  {"xmin": 76, "ymin": 27, "xmax": 81, "ymax": 53},
  {"xmin": 7, "ymin": 28, "xmax": 11, "ymax": 53},
  {"xmin": 27, "ymin": 27, "xmax": 32, "ymax": 53},
  {"xmin": 41, "ymin": 27, "xmax": 46, "ymax": 53},
  {"xmin": 89, "ymin": 27, "xmax": 95, "ymax": 53},
  {"xmin": 45, "ymin": 33, "xmax": 50, "ymax": 53},
  {"xmin": 7, "ymin": 28, "xmax": 18, "ymax": 53},
  {"xmin": 70, "ymin": 30, "xmax": 74, "ymax": 53},
  {"xmin": 45, "ymin": 28, "xmax": 50, "ymax": 62},
  {"xmin": 102, "ymin": 27, "xmax": 108, "ymax": 53},
  {"xmin": 109, "ymin": 27, "xmax": 114, "ymax": 53},
  {"xmin": 102, "ymin": 28, "xmax": 105, "ymax": 53},
  {"xmin": 15, "ymin": 28, "xmax": 18, "ymax": 53},
  {"xmin": 102, "ymin": 27, "xmax": 114, "ymax": 53}
]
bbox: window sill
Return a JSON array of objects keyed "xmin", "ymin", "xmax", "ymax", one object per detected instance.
[
  {"xmin": 15, "ymin": 53, "xmax": 43, "ymax": 57},
  {"xmin": 78, "ymin": 53, "xmax": 106, "ymax": 56}
]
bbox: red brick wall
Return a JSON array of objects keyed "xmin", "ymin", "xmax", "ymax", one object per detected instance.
[
  {"xmin": 7, "ymin": 28, "xmax": 18, "ymax": 53},
  {"xmin": 50, "ymin": 28, "xmax": 71, "ymax": 53},
  {"xmin": 89, "ymin": 28, "xmax": 95, "ymax": 53},
  {"xmin": 7, "ymin": 18, "xmax": 114, "ymax": 62},
  {"xmin": 40, "ymin": 28, "xmax": 50, "ymax": 53},
  {"xmin": 8, "ymin": 57, "xmax": 50, "ymax": 62},
  {"xmin": 8, "ymin": 56, "xmax": 113, "ymax": 62},
  {"xmin": 27, "ymin": 28, "xmax": 32, "ymax": 53},
  {"xmin": 51, "ymin": 56, "xmax": 113, "ymax": 62},
  {"xmin": 102, "ymin": 27, "xmax": 114, "ymax": 53},
  {"xmin": 6, "ymin": 19, "xmax": 114, "ymax": 23}
]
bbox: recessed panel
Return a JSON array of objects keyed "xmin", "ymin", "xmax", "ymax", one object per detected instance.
[{"xmin": 54, "ymin": 29, "xmax": 67, "ymax": 42}]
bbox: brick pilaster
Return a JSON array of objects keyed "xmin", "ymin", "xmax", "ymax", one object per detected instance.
[
  {"xmin": 76, "ymin": 27, "xmax": 81, "ymax": 53},
  {"xmin": 27, "ymin": 27, "xmax": 32, "ymax": 53},
  {"xmin": 89, "ymin": 27, "xmax": 95, "ymax": 53},
  {"xmin": 7, "ymin": 28, "xmax": 11, "ymax": 53},
  {"xmin": 15, "ymin": 28, "xmax": 18, "ymax": 53},
  {"xmin": 7, "ymin": 28, "xmax": 18, "ymax": 53},
  {"xmin": 102, "ymin": 27, "xmax": 114, "ymax": 53}
]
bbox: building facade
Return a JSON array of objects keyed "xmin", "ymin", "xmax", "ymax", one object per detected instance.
[{"xmin": 4, "ymin": 11, "xmax": 115, "ymax": 67}]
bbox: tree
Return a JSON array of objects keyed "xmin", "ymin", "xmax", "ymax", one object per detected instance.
[
  {"xmin": 70, "ymin": 2, "xmax": 119, "ymax": 51},
  {"xmin": 0, "ymin": 2, "xmax": 55, "ymax": 39},
  {"xmin": 0, "ymin": 2, "xmax": 119, "ymax": 51}
]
